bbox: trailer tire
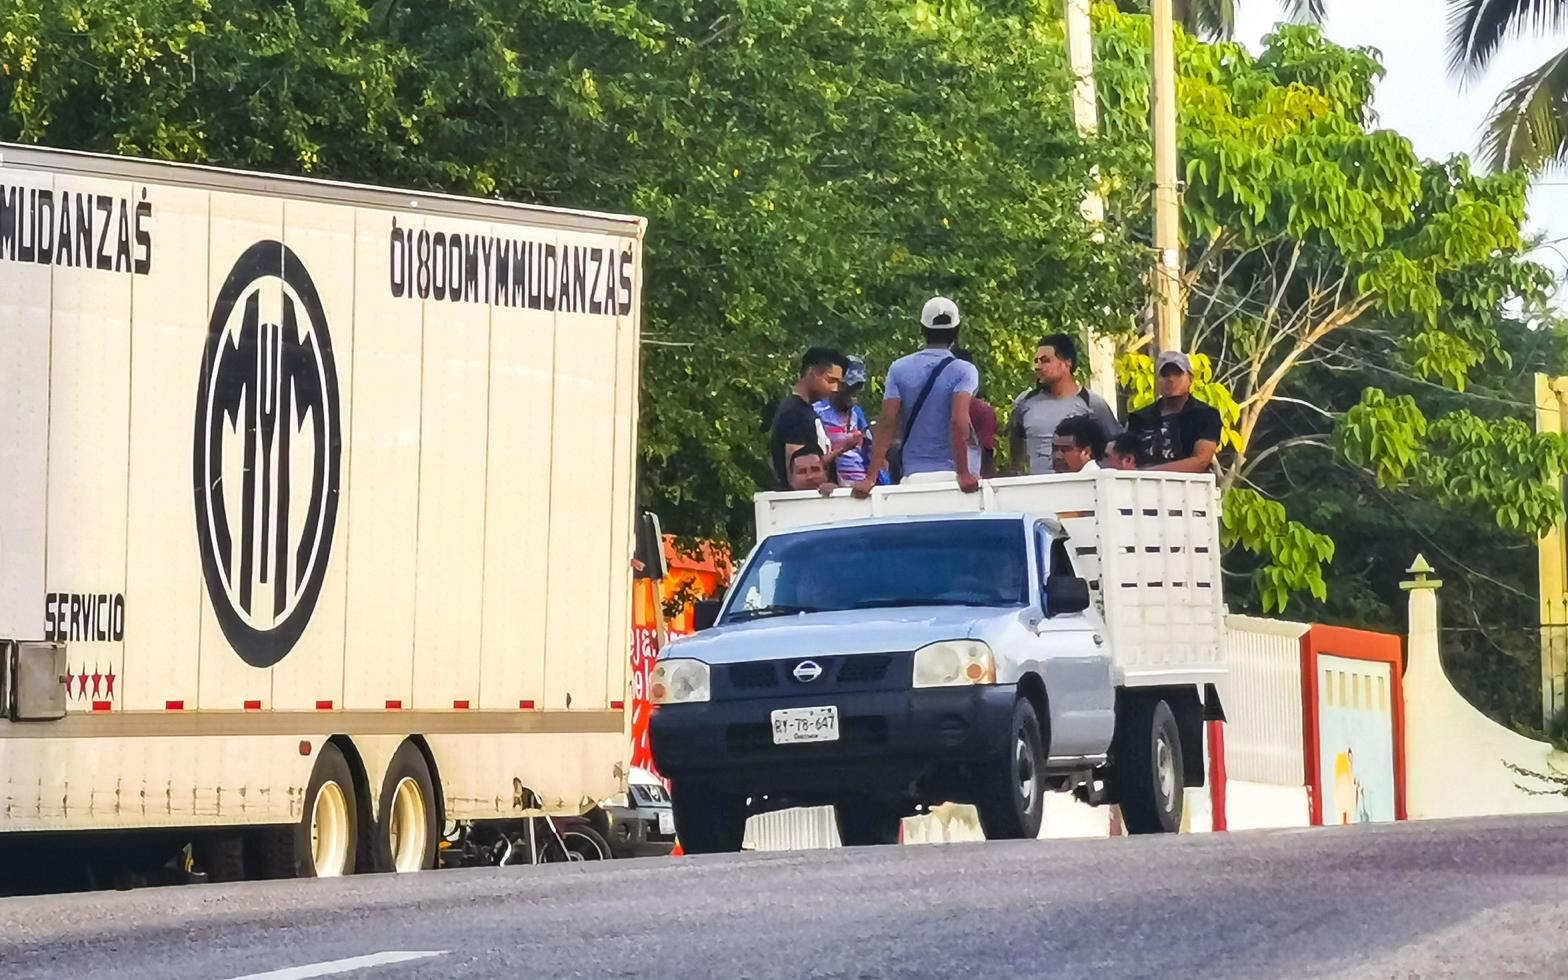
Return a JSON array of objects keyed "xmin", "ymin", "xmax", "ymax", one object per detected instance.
[
  {"xmin": 973, "ymin": 697, "xmax": 1047, "ymax": 840},
  {"xmin": 192, "ymin": 834, "xmax": 248, "ymax": 883},
  {"xmin": 835, "ymin": 799, "xmax": 904, "ymax": 846},
  {"xmin": 669, "ymin": 783, "xmax": 747, "ymax": 854},
  {"xmin": 376, "ymin": 742, "xmax": 439, "ymax": 873},
  {"xmin": 275, "ymin": 742, "xmax": 360, "ymax": 878},
  {"xmin": 1115, "ymin": 698, "xmax": 1184, "ymax": 834}
]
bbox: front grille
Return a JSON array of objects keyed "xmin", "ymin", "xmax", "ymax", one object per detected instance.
[
  {"xmin": 836, "ymin": 654, "xmax": 892, "ymax": 684},
  {"xmin": 716, "ymin": 653, "xmax": 909, "ymax": 699},
  {"xmin": 728, "ymin": 662, "xmax": 779, "ymax": 690}
]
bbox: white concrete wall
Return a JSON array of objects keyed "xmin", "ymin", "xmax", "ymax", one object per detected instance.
[
  {"xmin": 1224, "ymin": 615, "xmax": 1308, "ymax": 786},
  {"xmin": 1224, "ymin": 780, "xmax": 1311, "ymax": 830},
  {"xmin": 1404, "ymin": 576, "xmax": 1568, "ymax": 819}
]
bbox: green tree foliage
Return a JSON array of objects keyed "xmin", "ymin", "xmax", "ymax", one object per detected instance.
[
  {"xmin": 0, "ymin": 0, "xmax": 1147, "ymax": 544},
  {"xmin": 1248, "ymin": 318, "xmax": 1568, "ymax": 729},
  {"xmin": 1094, "ymin": 9, "xmax": 1568, "ymax": 610},
  {"xmin": 1112, "ymin": 0, "xmax": 1322, "ymax": 41}
]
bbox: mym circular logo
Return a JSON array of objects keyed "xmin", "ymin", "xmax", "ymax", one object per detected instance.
[{"xmin": 194, "ymin": 241, "xmax": 341, "ymax": 668}]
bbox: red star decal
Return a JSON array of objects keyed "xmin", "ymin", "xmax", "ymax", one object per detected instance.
[
  {"xmin": 90, "ymin": 665, "xmax": 103, "ymax": 699},
  {"xmin": 64, "ymin": 668, "xmax": 76, "ymax": 699},
  {"xmin": 77, "ymin": 667, "xmax": 90, "ymax": 700},
  {"xmin": 104, "ymin": 668, "xmax": 116, "ymax": 699}
]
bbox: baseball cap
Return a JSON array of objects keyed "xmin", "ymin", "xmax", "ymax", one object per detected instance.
[
  {"xmin": 843, "ymin": 356, "xmax": 868, "ymax": 388},
  {"xmin": 921, "ymin": 296, "xmax": 960, "ymax": 330},
  {"xmin": 1155, "ymin": 350, "xmax": 1193, "ymax": 375}
]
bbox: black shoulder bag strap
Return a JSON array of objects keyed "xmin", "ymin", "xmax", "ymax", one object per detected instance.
[
  {"xmin": 901, "ymin": 356, "xmax": 957, "ymax": 445},
  {"xmin": 889, "ymin": 356, "xmax": 955, "ymax": 483}
]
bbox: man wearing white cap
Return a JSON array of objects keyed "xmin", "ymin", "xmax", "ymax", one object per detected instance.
[
  {"xmin": 853, "ymin": 296, "xmax": 981, "ymax": 496},
  {"xmin": 1126, "ymin": 351, "xmax": 1222, "ymax": 472}
]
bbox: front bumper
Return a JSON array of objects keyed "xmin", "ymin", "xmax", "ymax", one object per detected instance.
[{"xmin": 649, "ymin": 683, "xmax": 1017, "ymax": 802}]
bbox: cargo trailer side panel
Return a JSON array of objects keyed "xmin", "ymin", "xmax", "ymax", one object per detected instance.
[
  {"xmin": 478, "ymin": 261, "xmax": 558, "ymax": 711},
  {"xmin": 46, "ymin": 173, "xmax": 132, "ymax": 715},
  {"xmin": 0, "ymin": 169, "xmax": 51, "ymax": 642},
  {"xmin": 0, "ymin": 144, "xmax": 643, "ymax": 833},
  {"xmin": 342, "ymin": 209, "xmax": 422, "ymax": 713},
  {"xmin": 122, "ymin": 183, "xmax": 208, "ymax": 712}
]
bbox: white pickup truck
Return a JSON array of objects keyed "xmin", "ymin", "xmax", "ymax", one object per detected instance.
[{"xmin": 649, "ymin": 472, "xmax": 1226, "ymax": 851}]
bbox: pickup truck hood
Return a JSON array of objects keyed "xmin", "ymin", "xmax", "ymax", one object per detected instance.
[{"xmin": 663, "ymin": 606, "xmax": 1009, "ymax": 664}]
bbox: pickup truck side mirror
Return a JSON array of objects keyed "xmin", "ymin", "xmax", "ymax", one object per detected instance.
[
  {"xmin": 692, "ymin": 595, "xmax": 725, "ymax": 632},
  {"xmin": 1044, "ymin": 576, "xmax": 1091, "ymax": 616}
]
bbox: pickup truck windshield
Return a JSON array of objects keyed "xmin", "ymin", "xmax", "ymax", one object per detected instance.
[{"xmin": 723, "ymin": 520, "xmax": 1028, "ymax": 622}]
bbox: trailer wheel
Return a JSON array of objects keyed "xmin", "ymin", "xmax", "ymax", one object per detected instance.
[
  {"xmin": 668, "ymin": 783, "xmax": 747, "ymax": 854},
  {"xmin": 973, "ymin": 697, "xmax": 1047, "ymax": 840},
  {"xmin": 1115, "ymin": 698, "xmax": 1184, "ymax": 834},
  {"xmin": 376, "ymin": 742, "xmax": 439, "ymax": 873},
  {"xmin": 835, "ymin": 799, "xmax": 904, "ymax": 846},
  {"xmin": 270, "ymin": 741, "xmax": 359, "ymax": 878}
]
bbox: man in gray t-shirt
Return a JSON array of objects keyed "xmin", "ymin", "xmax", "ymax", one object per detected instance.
[
  {"xmin": 1008, "ymin": 333, "xmax": 1121, "ymax": 475},
  {"xmin": 855, "ymin": 296, "xmax": 982, "ymax": 496}
]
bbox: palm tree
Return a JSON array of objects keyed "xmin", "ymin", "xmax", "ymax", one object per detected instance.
[{"xmin": 1448, "ymin": 1, "xmax": 1568, "ymax": 172}]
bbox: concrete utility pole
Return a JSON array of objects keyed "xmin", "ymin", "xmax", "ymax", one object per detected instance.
[
  {"xmin": 1150, "ymin": 0, "xmax": 1184, "ymax": 355},
  {"xmin": 1064, "ymin": 0, "xmax": 1118, "ymax": 405}
]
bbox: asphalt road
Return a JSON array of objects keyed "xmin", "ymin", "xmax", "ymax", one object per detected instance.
[{"xmin": 1, "ymin": 814, "xmax": 1565, "ymax": 979}]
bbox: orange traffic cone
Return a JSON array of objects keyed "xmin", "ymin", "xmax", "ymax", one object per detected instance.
[{"xmin": 670, "ymin": 838, "xmax": 684, "ymax": 857}]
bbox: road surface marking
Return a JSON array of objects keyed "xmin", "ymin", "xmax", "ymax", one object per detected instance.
[{"xmin": 224, "ymin": 950, "xmax": 447, "ymax": 979}]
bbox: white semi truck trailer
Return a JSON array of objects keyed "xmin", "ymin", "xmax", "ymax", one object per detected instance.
[{"xmin": 0, "ymin": 144, "xmax": 645, "ymax": 884}]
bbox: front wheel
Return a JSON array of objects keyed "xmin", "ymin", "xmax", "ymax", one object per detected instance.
[
  {"xmin": 253, "ymin": 741, "xmax": 360, "ymax": 879},
  {"xmin": 669, "ymin": 783, "xmax": 748, "ymax": 854},
  {"xmin": 973, "ymin": 698, "xmax": 1047, "ymax": 840},
  {"xmin": 1114, "ymin": 698, "xmax": 1184, "ymax": 834}
]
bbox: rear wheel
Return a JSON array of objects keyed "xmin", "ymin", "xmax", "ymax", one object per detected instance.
[
  {"xmin": 835, "ymin": 799, "xmax": 904, "ymax": 847},
  {"xmin": 669, "ymin": 783, "xmax": 747, "ymax": 854},
  {"xmin": 1115, "ymin": 698, "xmax": 1184, "ymax": 834},
  {"xmin": 973, "ymin": 698, "xmax": 1047, "ymax": 840},
  {"xmin": 376, "ymin": 742, "xmax": 439, "ymax": 873}
]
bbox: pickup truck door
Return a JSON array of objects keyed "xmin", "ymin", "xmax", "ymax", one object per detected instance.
[{"xmin": 1030, "ymin": 521, "xmax": 1116, "ymax": 762}]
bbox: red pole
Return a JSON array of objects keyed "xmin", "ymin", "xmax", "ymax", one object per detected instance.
[{"xmin": 1207, "ymin": 719, "xmax": 1228, "ymax": 832}]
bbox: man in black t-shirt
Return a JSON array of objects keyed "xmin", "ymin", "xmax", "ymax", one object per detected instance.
[
  {"xmin": 1126, "ymin": 351, "xmax": 1223, "ymax": 472},
  {"xmin": 770, "ymin": 346, "xmax": 849, "ymax": 488}
]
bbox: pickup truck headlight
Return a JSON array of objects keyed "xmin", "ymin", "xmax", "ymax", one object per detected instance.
[
  {"xmin": 912, "ymin": 640, "xmax": 996, "ymax": 688},
  {"xmin": 650, "ymin": 659, "xmax": 711, "ymax": 705}
]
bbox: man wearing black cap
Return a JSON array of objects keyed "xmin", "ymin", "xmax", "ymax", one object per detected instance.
[{"xmin": 1126, "ymin": 351, "xmax": 1222, "ymax": 472}]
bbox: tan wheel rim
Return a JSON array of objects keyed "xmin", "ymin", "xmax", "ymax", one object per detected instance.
[
  {"xmin": 387, "ymin": 776, "xmax": 430, "ymax": 873},
  {"xmin": 310, "ymin": 780, "xmax": 352, "ymax": 877}
]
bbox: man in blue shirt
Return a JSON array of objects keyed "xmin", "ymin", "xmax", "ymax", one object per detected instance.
[{"xmin": 854, "ymin": 296, "xmax": 981, "ymax": 497}]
